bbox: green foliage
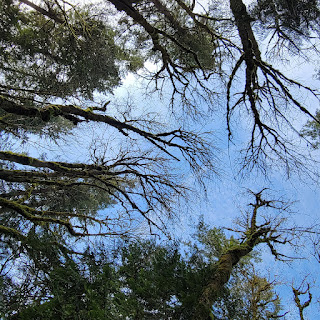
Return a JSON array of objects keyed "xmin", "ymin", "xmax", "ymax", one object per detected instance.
[
  {"xmin": 0, "ymin": 0, "xmax": 140, "ymax": 142},
  {"xmin": 117, "ymin": 240, "xmax": 208, "ymax": 319},
  {"xmin": 116, "ymin": 0, "xmax": 219, "ymax": 74},
  {"xmin": 2, "ymin": 227, "xmax": 283, "ymax": 320},
  {"xmin": 250, "ymin": 0, "xmax": 320, "ymax": 43},
  {"xmin": 301, "ymin": 110, "xmax": 320, "ymax": 148},
  {"xmin": 213, "ymin": 268, "xmax": 282, "ymax": 320},
  {"xmin": 196, "ymin": 221, "xmax": 228, "ymax": 259},
  {"xmin": 26, "ymin": 183, "xmax": 115, "ymax": 216},
  {"xmin": 167, "ymin": 26, "xmax": 218, "ymax": 72},
  {"xmin": 0, "ymin": 0, "xmax": 143, "ymax": 101}
]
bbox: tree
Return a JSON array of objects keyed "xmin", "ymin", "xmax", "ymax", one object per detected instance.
[
  {"xmin": 291, "ymin": 282, "xmax": 312, "ymax": 320},
  {"xmin": 1, "ymin": 1, "xmax": 320, "ymax": 318},
  {"xmin": 2, "ymin": 0, "xmax": 319, "ymax": 248},
  {"xmin": 2, "ymin": 200, "xmax": 286, "ymax": 319},
  {"xmin": 109, "ymin": 0, "xmax": 320, "ymax": 173},
  {"xmin": 0, "ymin": 0, "xmax": 142, "ymax": 100},
  {"xmin": 211, "ymin": 266, "xmax": 283, "ymax": 320},
  {"xmin": 301, "ymin": 109, "xmax": 320, "ymax": 148},
  {"xmin": 0, "ymin": 0, "xmax": 213, "ymax": 269},
  {"xmin": 249, "ymin": 0, "xmax": 320, "ymax": 52}
]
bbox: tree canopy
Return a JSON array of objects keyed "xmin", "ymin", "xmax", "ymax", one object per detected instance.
[
  {"xmin": 1, "ymin": 0, "xmax": 320, "ymax": 319},
  {"xmin": 2, "ymin": 217, "xmax": 284, "ymax": 319}
]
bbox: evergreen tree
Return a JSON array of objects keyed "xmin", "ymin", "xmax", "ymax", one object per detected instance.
[
  {"xmin": 0, "ymin": 0, "xmax": 212, "ymax": 262},
  {"xmin": 3, "ymin": 225, "xmax": 284, "ymax": 320},
  {"xmin": 301, "ymin": 109, "xmax": 320, "ymax": 148},
  {"xmin": 109, "ymin": 0, "xmax": 320, "ymax": 172},
  {"xmin": 2, "ymin": 191, "xmax": 289, "ymax": 319},
  {"xmin": 1, "ymin": 1, "xmax": 320, "ymax": 318}
]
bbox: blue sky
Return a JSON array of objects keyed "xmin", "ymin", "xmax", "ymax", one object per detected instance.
[
  {"xmin": 9, "ymin": 1, "xmax": 320, "ymax": 317},
  {"xmin": 14, "ymin": 51, "xmax": 320, "ymax": 318},
  {"xmin": 106, "ymin": 62, "xmax": 320, "ymax": 318}
]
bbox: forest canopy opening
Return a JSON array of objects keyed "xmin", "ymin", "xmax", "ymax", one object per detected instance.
[{"xmin": 1, "ymin": 0, "xmax": 320, "ymax": 319}]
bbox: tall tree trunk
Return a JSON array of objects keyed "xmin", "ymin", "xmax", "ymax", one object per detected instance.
[{"xmin": 229, "ymin": 0, "xmax": 261, "ymax": 59}]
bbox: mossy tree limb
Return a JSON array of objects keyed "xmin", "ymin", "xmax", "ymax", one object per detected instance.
[
  {"xmin": 0, "ymin": 97, "xmax": 211, "ymax": 165},
  {"xmin": 292, "ymin": 283, "xmax": 312, "ymax": 320},
  {"xmin": 192, "ymin": 190, "xmax": 289, "ymax": 319}
]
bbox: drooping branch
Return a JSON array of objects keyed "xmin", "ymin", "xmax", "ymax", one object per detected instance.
[
  {"xmin": 0, "ymin": 147, "xmax": 190, "ymax": 239},
  {"xmin": 0, "ymin": 224, "xmax": 28, "ymax": 242},
  {"xmin": 0, "ymin": 197, "xmax": 83, "ymax": 236},
  {"xmin": 0, "ymin": 97, "xmax": 212, "ymax": 167},
  {"xmin": 226, "ymin": 0, "xmax": 320, "ymax": 173},
  {"xmin": 108, "ymin": 0, "xmax": 231, "ymax": 99}
]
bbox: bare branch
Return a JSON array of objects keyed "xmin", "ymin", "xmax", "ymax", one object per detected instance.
[{"xmin": 292, "ymin": 283, "xmax": 312, "ymax": 320}]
